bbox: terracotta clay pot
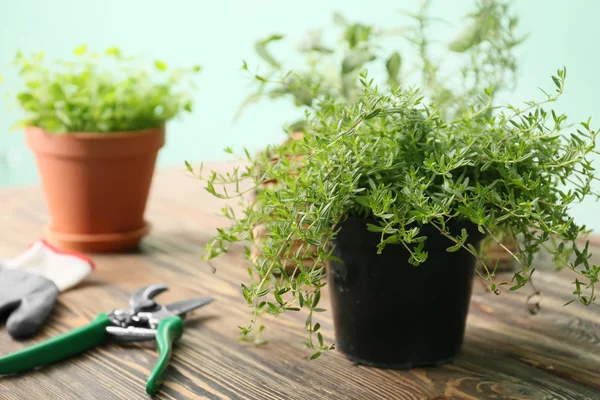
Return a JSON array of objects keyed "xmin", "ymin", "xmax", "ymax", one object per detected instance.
[{"xmin": 25, "ymin": 126, "xmax": 165, "ymax": 253}]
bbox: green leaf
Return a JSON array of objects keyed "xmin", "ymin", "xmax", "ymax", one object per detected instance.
[
  {"xmin": 16, "ymin": 92, "xmax": 34, "ymax": 103},
  {"xmin": 446, "ymin": 242, "xmax": 462, "ymax": 252},
  {"xmin": 267, "ymin": 302, "xmax": 280, "ymax": 315},
  {"xmin": 73, "ymin": 44, "xmax": 87, "ymax": 56},
  {"xmin": 385, "ymin": 52, "xmax": 402, "ymax": 86},
  {"xmin": 309, "ymin": 351, "xmax": 322, "ymax": 360},
  {"xmin": 306, "ymin": 238, "xmax": 322, "ymax": 246},
  {"xmin": 355, "ymin": 196, "xmax": 370, "ymax": 208},
  {"xmin": 365, "ymin": 109, "xmax": 380, "ymax": 120},
  {"xmin": 448, "ymin": 25, "xmax": 480, "ymax": 52},
  {"xmin": 27, "ymin": 80, "xmax": 42, "ymax": 89},
  {"xmin": 317, "ymin": 332, "xmax": 324, "ymax": 347},
  {"xmin": 105, "ymin": 47, "xmax": 121, "ymax": 57},
  {"xmin": 49, "ymin": 82, "xmax": 65, "ymax": 99},
  {"xmin": 292, "ymin": 89, "xmax": 314, "ymax": 107},
  {"xmin": 154, "ymin": 60, "xmax": 168, "ymax": 71},
  {"xmin": 344, "ymin": 23, "xmax": 372, "ymax": 48},
  {"xmin": 333, "ymin": 12, "xmax": 347, "ymax": 26},
  {"xmin": 185, "ymin": 160, "xmax": 193, "ymax": 173},
  {"xmin": 274, "ymin": 290, "xmax": 283, "ymax": 305},
  {"xmin": 192, "ymin": 65, "xmax": 202, "ymax": 72},
  {"xmin": 552, "ymin": 76, "xmax": 561, "ymax": 89},
  {"xmin": 312, "ymin": 290, "xmax": 321, "ymax": 308},
  {"xmin": 255, "ymin": 34, "xmax": 284, "ymax": 69},
  {"xmin": 341, "ymin": 50, "xmax": 375, "ymax": 74},
  {"xmin": 367, "ymin": 223, "xmax": 384, "ymax": 232}
]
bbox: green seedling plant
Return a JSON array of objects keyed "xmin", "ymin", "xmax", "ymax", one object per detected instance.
[
  {"xmin": 238, "ymin": 0, "xmax": 525, "ymax": 126},
  {"xmin": 237, "ymin": 14, "xmax": 391, "ymax": 120},
  {"xmin": 194, "ymin": 69, "xmax": 599, "ymax": 359},
  {"xmin": 5, "ymin": 44, "xmax": 201, "ymax": 134}
]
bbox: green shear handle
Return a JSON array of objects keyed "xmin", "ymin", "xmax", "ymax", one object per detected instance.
[
  {"xmin": 0, "ymin": 313, "xmax": 111, "ymax": 375},
  {"xmin": 0, "ymin": 314, "xmax": 185, "ymax": 395},
  {"xmin": 147, "ymin": 316, "xmax": 184, "ymax": 395}
]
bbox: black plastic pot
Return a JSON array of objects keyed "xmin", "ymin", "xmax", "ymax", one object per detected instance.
[{"xmin": 327, "ymin": 216, "xmax": 485, "ymax": 368}]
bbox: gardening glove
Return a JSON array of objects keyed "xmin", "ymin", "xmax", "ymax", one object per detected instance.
[
  {"xmin": 0, "ymin": 269, "xmax": 59, "ymax": 339},
  {"xmin": 0, "ymin": 239, "xmax": 94, "ymax": 339}
]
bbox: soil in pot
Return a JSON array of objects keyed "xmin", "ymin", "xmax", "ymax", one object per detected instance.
[
  {"xmin": 327, "ymin": 216, "xmax": 485, "ymax": 368},
  {"xmin": 25, "ymin": 126, "xmax": 165, "ymax": 253}
]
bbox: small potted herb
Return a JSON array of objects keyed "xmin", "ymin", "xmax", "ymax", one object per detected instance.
[
  {"xmin": 6, "ymin": 45, "xmax": 200, "ymax": 253},
  {"xmin": 198, "ymin": 69, "xmax": 598, "ymax": 366}
]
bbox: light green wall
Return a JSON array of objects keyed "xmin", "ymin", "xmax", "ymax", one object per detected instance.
[{"xmin": 1, "ymin": 0, "xmax": 599, "ymax": 230}]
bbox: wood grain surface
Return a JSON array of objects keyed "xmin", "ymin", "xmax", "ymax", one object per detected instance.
[{"xmin": 0, "ymin": 162, "xmax": 599, "ymax": 400}]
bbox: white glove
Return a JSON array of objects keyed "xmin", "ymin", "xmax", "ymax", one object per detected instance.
[{"xmin": 0, "ymin": 239, "xmax": 94, "ymax": 291}]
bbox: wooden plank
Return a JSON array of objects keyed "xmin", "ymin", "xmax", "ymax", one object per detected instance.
[{"xmin": 0, "ymin": 162, "xmax": 599, "ymax": 399}]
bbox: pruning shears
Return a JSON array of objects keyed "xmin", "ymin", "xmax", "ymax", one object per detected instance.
[{"xmin": 0, "ymin": 284, "xmax": 213, "ymax": 395}]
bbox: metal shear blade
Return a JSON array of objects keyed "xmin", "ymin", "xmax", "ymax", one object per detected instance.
[
  {"xmin": 165, "ymin": 297, "xmax": 214, "ymax": 317},
  {"xmin": 107, "ymin": 297, "xmax": 213, "ymax": 342},
  {"xmin": 129, "ymin": 283, "xmax": 169, "ymax": 312}
]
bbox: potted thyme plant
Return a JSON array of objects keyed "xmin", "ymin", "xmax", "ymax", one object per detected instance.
[
  {"xmin": 198, "ymin": 69, "xmax": 599, "ymax": 367},
  {"xmin": 6, "ymin": 45, "xmax": 200, "ymax": 253}
]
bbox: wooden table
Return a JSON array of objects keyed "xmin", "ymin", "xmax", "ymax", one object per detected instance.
[{"xmin": 1, "ymin": 162, "xmax": 599, "ymax": 400}]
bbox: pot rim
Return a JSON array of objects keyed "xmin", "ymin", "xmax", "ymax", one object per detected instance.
[
  {"xmin": 25, "ymin": 125, "xmax": 166, "ymax": 157},
  {"xmin": 25, "ymin": 125, "xmax": 166, "ymax": 140}
]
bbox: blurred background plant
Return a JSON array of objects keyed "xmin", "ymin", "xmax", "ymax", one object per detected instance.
[
  {"xmin": 5, "ymin": 45, "xmax": 200, "ymax": 134},
  {"xmin": 238, "ymin": 0, "xmax": 526, "ymax": 128}
]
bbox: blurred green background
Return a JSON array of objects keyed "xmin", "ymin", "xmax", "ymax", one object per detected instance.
[{"xmin": 1, "ymin": 0, "xmax": 599, "ymax": 229}]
